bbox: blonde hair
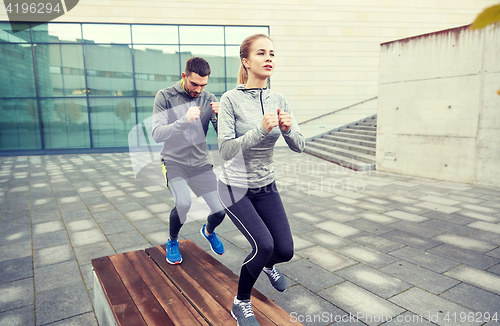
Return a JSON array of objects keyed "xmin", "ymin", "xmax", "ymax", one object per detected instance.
[{"xmin": 237, "ymin": 34, "xmax": 273, "ymax": 85}]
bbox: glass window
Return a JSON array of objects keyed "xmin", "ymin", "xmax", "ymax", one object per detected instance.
[
  {"xmin": 0, "ymin": 99, "xmax": 41, "ymax": 150},
  {"xmin": 84, "ymin": 44, "xmax": 134, "ymax": 96},
  {"xmin": 134, "ymin": 45, "xmax": 180, "ymax": 97},
  {"xmin": 0, "ymin": 22, "xmax": 30, "ymax": 43},
  {"xmin": 32, "ymin": 23, "xmax": 82, "ymax": 43},
  {"xmin": 0, "ymin": 43, "xmax": 36, "ymax": 97},
  {"xmin": 132, "ymin": 25, "xmax": 178, "ymax": 44},
  {"xmin": 35, "ymin": 44, "xmax": 86, "ymax": 97},
  {"xmin": 225, "ymin": 46, "xmax": 240, "ymax": 88},
  {"xmin": 180, "ymin": 26, "xmax": 224, "ymax": 45},
  {"xmin": 180, "ymin": 46, "xmax": 225, "ymax": 96},
  {"xmin": 225, "ymin": 26, "xmax": 269, "ymax": 45},
  {"xmin": 40, "ymin": 98, "xmax": 90, "ymax": 149},
  {"xmin": 82, "ymin": 24, "xmax": 131, "ymax": 44},
  {"xmin": 135, "ymin": 97, "xmax": 163, "ymax": 147},
  {"xmin": 89, "ymin": 97, "xmax": 136, "ymax": 148}
]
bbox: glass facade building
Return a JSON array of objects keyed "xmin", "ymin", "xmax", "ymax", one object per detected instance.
[{"xmin": 0, "ymin": 22, "xmax": 268, "ymax": 155}]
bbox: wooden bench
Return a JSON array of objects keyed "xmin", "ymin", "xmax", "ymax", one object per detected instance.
[{"xmin": 92, "ymin": 239, "xmax": 303, "ymax": 326}]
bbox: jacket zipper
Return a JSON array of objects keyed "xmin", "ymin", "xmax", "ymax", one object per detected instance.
[{"xmin": 259, "ymin": 90, "xmax": 264, "ymax": 115}]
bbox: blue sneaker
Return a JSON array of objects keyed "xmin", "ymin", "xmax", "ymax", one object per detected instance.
[
  {"xmin": 200, "ymin": 224, "xmax": 225, "ymax": 255},
  {"xmin": 166, "ymin": 239, "xmax": 182, "ymax": 264}
]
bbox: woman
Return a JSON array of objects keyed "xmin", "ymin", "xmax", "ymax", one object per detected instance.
[{"xmin": 217, "ymin": 34, "xmax": 305, "ymax": 326}]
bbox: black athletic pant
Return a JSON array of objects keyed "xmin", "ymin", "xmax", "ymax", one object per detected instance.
[{"xmin": 218, "ymin": 180, "xmax": 294, "ymax": 300}]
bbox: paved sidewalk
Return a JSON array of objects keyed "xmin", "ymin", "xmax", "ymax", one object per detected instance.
[{"xmin": 0, "ymin": 148, "xmax": 499, "ymax": 326}]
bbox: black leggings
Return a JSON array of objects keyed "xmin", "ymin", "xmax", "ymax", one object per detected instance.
[{"xmin": 218, "ymin": 180, "xmax": 293, "ymax": 300}]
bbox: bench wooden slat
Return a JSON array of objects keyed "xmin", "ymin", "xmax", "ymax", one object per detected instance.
[
  {"xmin": 92, "ymin": 256, "xmax": 148, "ymax": 326},
  {"xmin": 109, "ymin": 253, "xmax": 174, "ymax": 326},
  {"xmin": 180, "ymin": 240, "xmax": 300, "ymax": 326},
  {"xmin": 149, "ymin": 245, "xmax": 276, "ymax": 326},
  {"xmin": 124, "ymin": 250, "xmax": 208, "ymax": 326},
  {"xmin": 146, "ymin": 246, "xmax": 236, "ymax": 325}
]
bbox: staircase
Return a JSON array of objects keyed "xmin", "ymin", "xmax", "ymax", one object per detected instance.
[{"xmin": 304, "ymin": 115, "xmax": 377, "ymax": 171}]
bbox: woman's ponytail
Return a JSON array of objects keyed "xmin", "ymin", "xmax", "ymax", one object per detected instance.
[{"xmin": 237, "ymin": 64, "xmax": 248, "ymax": 85}]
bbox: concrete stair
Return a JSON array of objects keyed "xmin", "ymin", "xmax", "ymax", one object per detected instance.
[{"xmin": 304, "ymin": 115, "xmax": 377, "ymax": 171}]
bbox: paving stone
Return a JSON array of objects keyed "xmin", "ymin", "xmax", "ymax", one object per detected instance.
[
  {"xmin": 417, "ymin": 195, "xmax": 460, "ymax": 206},
  {"xmin": 419, "ymin": 219, "xmax": 476, "ymax": 237},
  {"xmin": 107, "ymin": 230, "xmax": 149, "ymax": 251},
  {"xmin": 296, "ymin": 246, "xmax": 357, "ymax": 272},
  {"xmin": 131, "ymin": 218, "xmax": 168, "ymax": 234},
  {"xmin": 319, "ymin": 281, "xmax": 404, "ymax": 326},
  {"xmin": 388, "ymin": 247, "xmax": 460, "ymax": 273},
  {"xmin": 143, "ymin": 230, "xmax": 170, "ymax": 246},
  {"xmin": 428, "ymin": 244, "xmax": 499, "ymax": 270},
  {"xmin": 99, "ymin": 219, "xmax": 135, "ymax": 235},
  {"xmin": 487, "ymin": 263, "xmax": 500, "ymax": 276},
  {"xmin": 280, "ymin": 259, "xmax": 344, "ymax": 293},
  {"xmin": 388, "ymin": 221, "xmax": 443, "ymax": 238},
  {"xmin": 34, "ymin": 243, "xmax": 75, "ymax": 268},
  {"xmin": 467, "ymin": 221, "xmax": 500, "ymax": 235},
  {"xmin": 345, "ymin": 219, "xmax": 395, "ymax": 235},
  {"xmin": 444, "ymin": 265, "xmax": 500, "ymax": 296},
  {"xmin": 91, "ymin": 210, "xmax": 125, "ymax": 223},
  {"xmin": 423, "ymin": 210, "xmax": 474, "ymax": 225},
  {"xmin": 335, "ymin": 244, "xmax": 398, "ymax": 269},
  {"xmin": 433, "ymin": 233, "xmax": 496, "ymax": 253},
  {"xmin": 384, "ymin": 210, "xmax": 428, "ymax": 222},
  {"xmin": 349, "ymin": 234, "xmax": 406, "ymax": 253},
  {"xmin": 335, "ymin": 264, "xmax": 411, "ymax": 299},
  {"xmin": 440, "ymin": 283, "xmax": 500, "ymax": 315},
  {"xmin": 66, "ymin": 218, "xmax": 99, "ymax": 233},
  {"xmin": 289, "ymin": 219, "xmax": 328, "ymax": 236},
  {"xmin": 446, "ymin": 194, "xmax": 484, "ymax": 205},
  {"xmin": 355, "ymin": 202, "xmax": 390, "ymax": 214},
  {"xmin": 73, "ymin": 241, "xmax": 116, "ymax": 265},
  {"xmin": 297, "ymin": 230, "xmax": 352, "ymax": 250},
  {"xmin": 315, "ymin": 221, "xmax": 361, "ymax": 237},
  {"xmin": 387, "ymin": 195, "xmax": 419, "ymax": 204},
  {"xmin": 268, "ymin": 285, "xmax": 346, "ymax": 326},
  {"xmin": 124, "ymin": 209, "xmax": 155, "ymax": 221},
  {"xmin": 389, "ymin": 287, "xmax": 481, "ymax": 326},
  {"xmin": 0, "ymin": 256, "xmax": 32, "ymax": 285},
  {"xmin": 43, "ymin": 311, "xmax": 99, "ymax": 326},
  {"xmin": 31, "ymin": 211, "xmax": 62, "ymax": 224},
  {"xmin": 380, "ymin": 261, "xmax": 459, "ymax": 294},
  {"xmin": 292, "ymin": 211, "xmax": 326, "ymax": 224},
  {"xmin": 486, "ymin": 248, "xmax": 500, "ymax": 259},
  {"xmin": 0, "ymin": 305, "xmax": 34, "ymax": 326},
  {"xmin": 316, "ymin": 208, "xmax": 362, "ymax": 222},
  {"xmin": 467, "ymin": 230, "xmax": 500, "ymax": 247},
  {"xmin": 454, "ymin": 210, "xmax": 499, "ymax": 223},
  {"xmin": 34, "ymin": 260, "xmax": 82, "ymax": 293},
  {"xmin": 0, "ymin": 278, "xmax": 34, "ymax": 313},
  {"xmin": 381, "ymin": 230, "xmax": 442, "ymax": 250},
  {"xmin": 68, "ymin": 229, "xmax": 106, "ymax": 248},
  {"xmin": 35, "ymin": 282, "xmax": 92, "ymax": 326},
  {"xmin": 58, "ymin": 201, "xmax": 88, "ymax": 213},
  {"xmin": 460, "ymin": 204, "xmax": 498, "ymax": 214},
  {"xmin": 357, "ymin": 212, "xmax": 398, "ymax": 224}
]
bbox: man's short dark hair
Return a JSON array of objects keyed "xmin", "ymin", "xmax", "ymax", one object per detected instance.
[{"xmin": 185, "ymin": 57, "xmax": 211, "ymax": 77}]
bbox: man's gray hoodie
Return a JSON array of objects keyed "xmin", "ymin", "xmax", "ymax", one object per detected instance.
[
  {"xmin": 152, "ymin": 80, "xmax": 217, "ymax": 167},
  {"xmin": 218, "ymin": 85, "xmax": 305, "ymax": 188}
]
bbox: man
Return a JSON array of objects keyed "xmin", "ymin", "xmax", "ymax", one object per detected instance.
[{"xmin": 152, "ymin": 57, "xmax": 225, "ymax": 264}]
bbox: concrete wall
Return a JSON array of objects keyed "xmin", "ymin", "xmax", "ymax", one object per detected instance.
[
  {"xmin": 1, "ymin": 0, "xmax": 497, "ymax": 124},
  {"xmin": 377, "ymin": 25, "xmax": 500, "ymax": 187}
]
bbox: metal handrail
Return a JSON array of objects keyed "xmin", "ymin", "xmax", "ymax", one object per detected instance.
[{"xmin": 299, "ymin": 96, "xmax": 377, "ymax": 125}]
